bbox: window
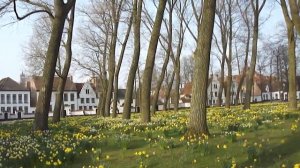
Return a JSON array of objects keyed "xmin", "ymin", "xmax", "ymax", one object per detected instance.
[
  {"xmin": 79, "ymin": 106, "xmax": 82, "ymax": 110},
  {"xmin": 214, "ymin": 92, "xmax": 218, "ymax": 97},
  {"xmin": 12, "ymin": 94, "xmax": 17, "ymax": 104},
  {"xmin": 266, "ymin": 94, "xmax": 268, "ymax": 100},
  {"xmin": 71, "ymin": 104, "xmax": 75, "ymax": 111},
  {"xmin": 84, "ymin": 106, "xmax": 87, "ymax": 110},
  {"xmin": 64, "ymin": 93, "xmax": 68, "ymax": 101},
  {"xmin": 81, "ymin": 98, "xmax": 84, "ymax": 104},
  {"xmin": 86, "ymin": 98, "xmax": 90, "ymax": 103},
  {"xmin": 24, "ymin": 106, "xmax": 28, "ymax": 113},
  {"xmin": 86, "ymin": 89, "xmax": 90, "ymax": 94},
  {"xmin": 213, "ymin": 84, "xmax": 217, "ymax": 89},
  {"xmin": 7, "ymin": 107, "xmax": 11, "ymax": 113},
  {"xmin": 24, "ymin": 94, "xmax": 28, "ymax": 103},
  {"xmin": 1, "ymin": 107, "xmax": 5, "ymax": 112},
  {"xmin": 18, "ymin": 94, "xmax": 22, "ymax": 104},
  {"xmin": 0, "ymin": 94, "xmax": 4, "ymax": 104},
  {"xmin": 89, "ymin": 106, "xmax": 93, "ymax": 110},
  {"xmin": 19, "ymin": 106, "xmax": 23, "ymax": 111},
  {"xmin": 13, "ymin": 107, "xmax": 17, "ymax": 113},
  {"xmin": 70, "ymin": 93, "xmax": 75, "ymax": 101},
  {"xmin": 7, "ymin": 94, "xmax": 11, "ymax": 104},
  {"xmin": 92, "ymin": 98, "xmax": 95, "ymax": 103},
  {"xmin": 275, "ymin": 94, "xmax": 278, "ymax": 100}
]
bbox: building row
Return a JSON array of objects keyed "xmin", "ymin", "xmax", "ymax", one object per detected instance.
[
  {"xmin": 179, "ymin": 72, "xmax": 297, "ymax": 106},
  {"xmin": 0, "ymin": 74, "xmax": 130, "ymax": 118}
]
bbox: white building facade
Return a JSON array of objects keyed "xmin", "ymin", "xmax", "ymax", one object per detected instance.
[{"xmin": 0, "ymin": 77, "xmax": 31, "ymax": 120}]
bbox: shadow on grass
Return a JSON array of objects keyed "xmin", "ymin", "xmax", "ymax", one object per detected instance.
[{"xmin": 240, "ymin": 129, "xmax": 300, "ymax": 167}]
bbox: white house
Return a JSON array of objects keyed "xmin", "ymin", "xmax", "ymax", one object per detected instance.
[
  {"xmin": 0, "ymin": 77, "xmax": 31, "ymax": 119},
  {"xmin": 24, "ymin": 76, "xmax": 78, "ymax": 112},
  {"xmin": 75, "ymin": 82, "xmax": 98, "ymax": 111}
]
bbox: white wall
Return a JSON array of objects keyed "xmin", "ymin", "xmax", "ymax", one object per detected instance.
[
  {"xmin": 0, "ymin": 91, "xmax": 31, "ymax": 114},
  {"xmin": 77, "ymin": 83, "xmax": 98, "ymax": 111}
]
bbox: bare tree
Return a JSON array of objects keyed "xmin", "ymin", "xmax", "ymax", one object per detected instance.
[
  {"xmin": 123, "ymin": 0, "xmax": 143, "ymax": 119},
  {"xmin": 104, "ymin": 0, "xmax": 125, "ymax": 117},
  {"xmin": 140, "ymin": 0, "xmax": 167, "ymax": 123},
  {"xmin": 52, "ymin": 5, "xmax": 76, "ymax": 123},
  {"xmin": 280, "ymin": 0, "xmax": 297, "ymax": 110},
  {"xmin": 243, "ymin": 0, "xmax": 266, "ymax": 110},
  {"xmin": 188, "ymin": 0, "xmax": 216, "ymax": 136},
  {"xmin": 112, "ymin": 11, "xmax": 133, "ymax": 117},
  {"xmin": 235, "ymin": 1, "xmax": 252, "ymax": 105}
]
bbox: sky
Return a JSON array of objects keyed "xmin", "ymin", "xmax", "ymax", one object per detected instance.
[{"xmin": 0, "ymin": 1, "xmax": 284, "ymax": 84}]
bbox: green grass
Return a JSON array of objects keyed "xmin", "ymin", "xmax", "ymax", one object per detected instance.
[{"xmin": 0, "ymin": 102, "xmax": 300, "ymax": 168}]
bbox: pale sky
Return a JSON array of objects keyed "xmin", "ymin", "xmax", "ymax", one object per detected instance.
[{"xmin": 0, "ymin": 2, "xmax": 284, "ymax": 84}]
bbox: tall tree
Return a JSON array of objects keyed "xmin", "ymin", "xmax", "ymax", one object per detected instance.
[
  {"xmin": 111, "ymin": 13, "xmax": 133, "ymax": 117},
  {"xmin": 243, "ymin": 0, "xmax": 266, "ymax": 110},
  {"xmin": 13, "ymin": 0, "xmax": 76, "ymax": 130},
  {"xmin": 140, "ymin": 0, "xmax": 167, "ymax": 123},
  {"xmin": 188, "ymin": 0, "xmax": 216, "ymax": 135},
  {"xmin": 287, "ymin": 0, "xmax": 300, "ymax": 35},
  {"xmin": 280, "ymin": 0, "xmax": 297, "ymax": 110},
  {"xmin": 235, "ymin": 1, "xmax": 251, "ymax": 105},
  {"xmin": 104, "ymin": 0, "xmax": 124, "ymax": 117},
  {"xmin": 52, "ymin": 5, "xmax": 76, "ymax": 123},
  {"xmin": 150, "ymin": 0, "xmax": 174, "ymax": 114},
  {"xmin": 123, "ymin": 0, "xmax": 143, "ymax": 119}
]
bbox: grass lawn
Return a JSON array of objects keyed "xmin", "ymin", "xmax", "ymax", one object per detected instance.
[{"xmin": 0, "ymin": 103, "xmax": 300, "ymax": 168}]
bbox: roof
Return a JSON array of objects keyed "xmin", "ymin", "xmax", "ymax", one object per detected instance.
[
  {"xmin": 75, "ymin": 83, "xmax": 84, "ymax": 93},
  {"xmin": 0, "ymin": 77, "xmax": 29, "ymax": 91},
  {"xmin": 31, "ymin": 76, "xmax": 77, "ymax": 91}
]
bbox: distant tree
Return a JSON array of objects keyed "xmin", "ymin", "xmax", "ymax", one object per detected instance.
[{"xmin": 181, "ymin": 56, "xmax": 194, "ymax": 83}]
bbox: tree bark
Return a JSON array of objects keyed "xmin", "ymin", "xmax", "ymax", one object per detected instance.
[
  {"xmin": 53, "ymin": 5, "xmax": 76, "ymax": 123},
  {"xmin": 104, "ymin": 0, "xmax": 123, "ymax": 117},
  {"xmin": 243, "ymin": 0, "xmax": 266, "ymax": 110},
  {"xmin": 112, "ymin": 15, "xmax": 133, "ymax": 117},
  {"xmin": 163, "ymin": 70, "xmax": 175, "ymax": 111},
  {"xmin": 34, "ymin": 0, "xmax": 75, "ymax": 131},
  {"xmin": 225, "ymin": 0, "xmax": 233, "ymax": 108},
  {"xmin": 216, "ymin": 56, "xmax": 225, "ymax": 106},
  {"xmin": 123, "ymin": 0, "xmax": 143, "ymax": 119},
  {"xmin": 280, "ymin": 0, "xmax": 297, "ymax": 110},
  {"xmin": 188, "ymin": 0, "xmax": 216, "ymax": 136},
  {"xmin": 140, "ymin": 0, "xmax": 167, "ymax": 123}
]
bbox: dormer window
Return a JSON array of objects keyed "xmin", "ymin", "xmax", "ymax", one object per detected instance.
[
  {"xmin": 86, "ymin": 89, "xmax": 90, "ymax": 94},
  {"xmin": 213, "ymin": 84, "xmax": 217, "ymax": 89}
]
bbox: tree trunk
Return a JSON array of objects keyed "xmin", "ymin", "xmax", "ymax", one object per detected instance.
[
  {"xmin": 52, "ymin": 5, "xmax": 75, "ymax": 123},
  {"xmin": 140, "ymin": 0, "xmax": 167, "ymax": 123},
  {"xmin": 112, "ymin": 15, "xmax": 133, "ymax": 117},
  {"xmin": 280, "ymin": 0, "xmax": 297, "ymax": 110},
  {"xmin": 188, "ymin": 0, "xmax": 216, "ymax": 136},
  {"xmin": 104, "ymin": 0, "xmax": 122, "ymax": 117},
  {"xmin": 225, "ymin": 3, "xmax": 233, "ymax": 108},
  {"xmin": 34, "ymin": 1, "xmax": 74, "ymax": 131},
  {"xmin": 243, "ymin": 0, "xmax": 266, "ymax": 110},
  {"xmin": 151, "ymin": 50, "xmax": 170, "ymax": 114},
  {"xmin": 123, "ymin": 0, "xmax": 143, "ymax": 119},
  {"xmin": 216, "ymin": 56, "xmax": 225, "ymax": 106},
  {"xmin": 163, "ymin": 70, "xmax": 175, "ymax": 111}
]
